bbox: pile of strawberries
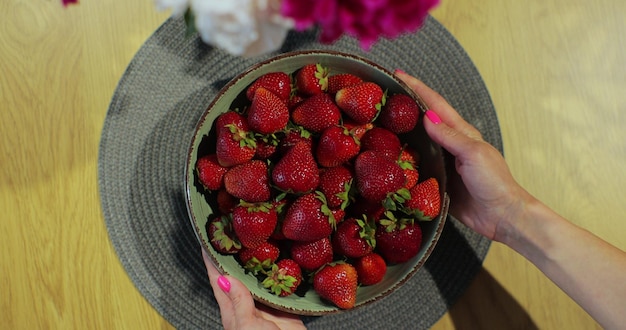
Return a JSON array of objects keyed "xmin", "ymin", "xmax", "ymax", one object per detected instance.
[{"xmin": 196, "ymin": 63, "xmax": 441, "ymax": 310}]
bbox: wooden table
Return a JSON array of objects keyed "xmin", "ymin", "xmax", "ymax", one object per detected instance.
[{"xmin": 2, "ymin": 0, "xmax": 624, "ymax": 328}]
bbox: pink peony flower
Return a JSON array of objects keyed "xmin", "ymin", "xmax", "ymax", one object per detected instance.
[{"xmin": 281, "ymin": 0, "xmax": 439, "ymax": 49}]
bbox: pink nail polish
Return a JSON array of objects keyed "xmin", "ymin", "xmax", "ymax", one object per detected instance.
[
  {"xmin": 425, "ymin": 110, "xmax": 442, "ymax": 124},
  {"xmin": 217, "ymin": 275, "xmax": 231, "ymax": 293},
  {"xmin": 394, "ymin": 68, "xmax": 406, "ymax": 75}
]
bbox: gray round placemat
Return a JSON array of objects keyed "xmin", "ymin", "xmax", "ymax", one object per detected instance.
[{"xmin": 99, "ymin": 16, "xmax": 502, "ymax": 330}]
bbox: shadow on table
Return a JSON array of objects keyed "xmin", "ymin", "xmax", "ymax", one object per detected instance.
[{"xmin": 447, "ymin": 268, "xmax": 539, "ymax": 330}]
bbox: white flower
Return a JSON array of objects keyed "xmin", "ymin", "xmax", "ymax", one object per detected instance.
[{"xmin": 190, "ymin": 0, "xmax": 294, "ymax": 57}]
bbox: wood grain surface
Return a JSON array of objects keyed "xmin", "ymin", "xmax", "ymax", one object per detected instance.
[{"xmin": 1, "ymin": 0, "xmax": 624, "ymax": 329}]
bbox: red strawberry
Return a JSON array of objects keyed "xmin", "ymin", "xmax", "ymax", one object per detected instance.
[
  {"xmin": 215, "ymin": 111, "xmax": 248, "ymax": 135},
  {"xmin": 223, "ymin": 160, "xmax": 271, "ymax": 203},
  {"xmin": 343, "ymin": 119, "xmax": 373, "ymax": 140},
  {"xmin": 346, "ymin": 198, "xmax": 386, "ymax": 223},
  {"xmin": 281, "ymin": 192, "xmax": 335, "ymax": 242},
  {"xmin": 354, "ymin": 150, "xmax": 406, "ymax": 203},
  {"xmin": 313, "ymin": 262, "xmax": 358, "ymax": 309},
  {"xmin": 206, "ymin": 214, "xmax": 241, "ymax": 254},
  {"xmin": 327, "ymin": 73, "xmax": 363, "ymax": 95},
  {"xmin": 332, "ymin": 217, "xmax": 376, "ymax": 258},
  {"xmin": 295, "ymin": 63, "xmax": 329, "ymax": 95},
  {"xmin": 277, "ymin": 127, "xmax": 313, "ymax": 155},
  {"xmin": 286, "ymin": 94, "xmax": 306, "ymax": 110},
  {"xmin": 318, "ymin": 165, "xmax": 354, "ymax": 210},
  {"xmin": 404, "ymin": 178, "xmax": 441, "ymax": 220},
  {"xmin": 215, "ymin": 112, "xmax": 257, "ymax": 167},
  {"xmin": 316, "ymin": 126, "xmax": 360, "ymax": 168},
  {"xmin": 354, "ymin": 252, "xmax": 387, "ymax": 285},
  {"xmin": 246, "ymin": 71, "xmax": 291, "ymax": 102},
  {"xmin": 376, "ymin": 214, "xmax": 422, "ymax": 264},
  {"xmin": 247, "ymin": 87, "xmax": 290, "ymax": 134},
  {"xmin": 271, "ymin": 141, "xmax": 320, "ymax": 194},
  {"xmin": 335, "ymin": 82, "xmax": 385, "ymax": 124},
  {"xmin": 231, "ymin": 202, "xmax": 278, "ymax": 249},
  {"xmin": 291, "ymin": 93, "xmax": 341, "ymax": 133},
  {"xmin": 216, "ymin": 189, "xmax": 238, "ymax": 214},
  {"xmin": 331, "ymin": 208, "xmax": 346, "ymax": 223},
  {"xmin": 403, "ymin": 166, "xmax": 420, "ymax": 190},
  {"xmin": 238, "ymin": 240, "xmax": 280, "ymax": 273},
  {"xmin": 254, "ymin": 136, "xmax": 278, "ymax": 160},
  {"xmin": 360, "ymin": 127, "xmax": 402, "ymax": 160},
  {"xmin": 399, "ymin": 147, "xmax": 420, "ymax": 189},
  {"xmin": 262, "ymin": 259, "xmax": 303, "ymax": 297},
  {"xmin": 290, "ymin": 237, "xmax": 334, "ymax": 272},
  {"xmin": 378, "ymin": 93, "xmax": 420, "ymax": 134},
  {"xmin": 196, "ymin": 154, "xmax": 228, "ymax": 190}
]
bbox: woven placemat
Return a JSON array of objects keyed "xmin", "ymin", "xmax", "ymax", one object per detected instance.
[{"xmin": 99, "ymin": 16, "xmax": 502, "ymax": 330}]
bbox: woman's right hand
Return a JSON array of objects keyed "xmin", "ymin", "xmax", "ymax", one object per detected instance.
[{"xmin": 396, "ymin": 70, "xmax": 533, "ymax": 242}]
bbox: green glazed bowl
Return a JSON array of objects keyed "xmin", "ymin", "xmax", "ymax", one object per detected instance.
[{"xmin": 185, "ymin": 50, "xmax": 449, "ymax": 316}]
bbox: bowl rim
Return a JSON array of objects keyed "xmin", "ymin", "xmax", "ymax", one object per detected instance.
[{"xmin": 184, "ymin": 49, "xmax": 449, "ymax": 316}]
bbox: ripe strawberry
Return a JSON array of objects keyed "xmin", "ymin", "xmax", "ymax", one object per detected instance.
[
  {"xmin": 316, "ymin": 126, "xmax": 360, "ymax": 168},
  {"xmin": 354, "ymin": 252, "xmax": 387, "ymax": 286},
  {"xmin": 404, "ymin": 177, "xmax": 441, "ymax": 220},
  {"xmin": 335, "ymin": 82, "xmax": 385, "ymax": 124},
  {"xmin": 282, "ymin": 192, "xmax": 335, "ymax": 242},
  {"xmin": 291, "ymin": 93, "xmax": 341, "ymax": 133},
  {"xmin": 403, "ymin": 166, "xmax": 420, "ymax": 190},
  {"xmin": 346, "ymin": 198, "xmax": 386, "ymax": 223},
  {"xmin": 399, "ymin": 147, "xmax": 420, "ymax": 189},
  {"xmin": 246, "ymin": 71, "xmax": 291, "ymax": 102},
  {"xmin": 216, "ymin": 189, "xmax": 238, "ymax": 214},
  {"xmin": 223, "ymin": 160, "xmax": 271, "ymax": 203},
  {"xmin": 254, "ymin": 135, "xmax": 278, "ymax": 160},
  {"xmin": 231, "ymin": 202, "xmax": 278, "ymax": 249},
  {"xmin": 277, "ymin": 127, "xmax": 313, "ymax": 155},
  {"xmin": 331, "ymin": 208, "xmax": 346, "ymax": 223},
  {"xmin": 360, "ymin": 127, "xmax": 402, "ymax": 160},
  {"xmin": 376, "ymin": 214, "xmax": 422, "ymax": 264},
  {"xmin": 327, "ymin": 73, "xmax": 363, "ymax": 95},
  {"xmin": 286, "ymin": 94, "xmax": 306, "ymax": 110},
  {"xmin": 206, "ymin": 214, "xmax": 241, "ymax": 254},
  {"xmin": 378, "ymin": 93, "xmax": 420, "ymax": 134},
  {"xmin": 215, "ymin": 112, "xmax": 256, "ymax": 167},
  {"xmin": 196, "ymin": 154, "xmax": 228, "ymax": 190},
  {"xmin": 238, "ymin": 240, "xmax": 280, "ymax": 273},
  {"xmin": 332, "ymin": 217, "xmax": 375, "ymax": 258},
  {"xmin": 271, "ymin": 141, "xmax": 320, "ymax": 194},
  {"xmin": 318, "ymin": 165, "xmax": 354, "ymax": 210},
  {"xmin": 295, "ymin": 63, "xmax": 329, "ymax": 95},
  {"xmin": 342, "ymin": 119, "xmax": 373, "ymax": 140},
  {"xmin": 247, "ymin": 87, "xmax": 290, "ymax": 134},
  {"xmin": 354, "ymin": 150, "xmax": 406, "ymax": 203},
  {"xmin": 313, "ymin": 262, "xmax": 358, "ymax": 309},
  {"xmin": 290, "ymin": 237, "xmax": 334, "ymax": 272},
  {"xmin": 262, "ymin": 259, "xmax": 303, "ymax": 297}
]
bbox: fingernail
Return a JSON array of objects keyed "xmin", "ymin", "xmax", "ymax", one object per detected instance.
[
  {"xmin": 394, "ymin": 68, "xmax": 406, "ymax": 75},
  {"xmin": 425, "ymin": 110, "xmax": 442, "ymax": 124},
  {"xmin": 217, "ymin": 275, "xmax": 231, "ymax": 293}
]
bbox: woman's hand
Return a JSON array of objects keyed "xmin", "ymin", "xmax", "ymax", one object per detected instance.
[
  {"xmin": 396, "ymin": 70, "xmax": 533, "ymax": 242},
  {"xmin": 202, "ymin": 249, "xmax": 306, "ymax": 330}
]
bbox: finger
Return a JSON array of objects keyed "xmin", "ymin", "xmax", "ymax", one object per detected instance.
[
  {"xmin": 202, "ymin": 248, "xmax": 235, "ymax": 310},
  {"xmin": 201, "ymin": 249, "xmax": 260, "ymax": 323},
  {"xmin": 423, "ymin": 116, "xmax": 483, "ymax": 159},
  {"xmin": 394, "ymin": 70, "xmax": 482, "ymax": 139}
]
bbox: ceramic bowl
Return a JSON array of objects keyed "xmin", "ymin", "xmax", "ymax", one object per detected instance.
[{"xmin": 185, "ymin": 50, "xmax": 449, "ymax": 316}]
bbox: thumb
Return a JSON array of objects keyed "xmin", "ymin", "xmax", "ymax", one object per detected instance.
[{"xmin": 423, "ymin": 110, "xmax": 481, "ymax": 159}]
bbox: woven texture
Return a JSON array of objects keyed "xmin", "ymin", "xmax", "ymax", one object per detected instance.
[{"xmin": 99, "ymin": 16, "xmax": 502, "ymax": 330}]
